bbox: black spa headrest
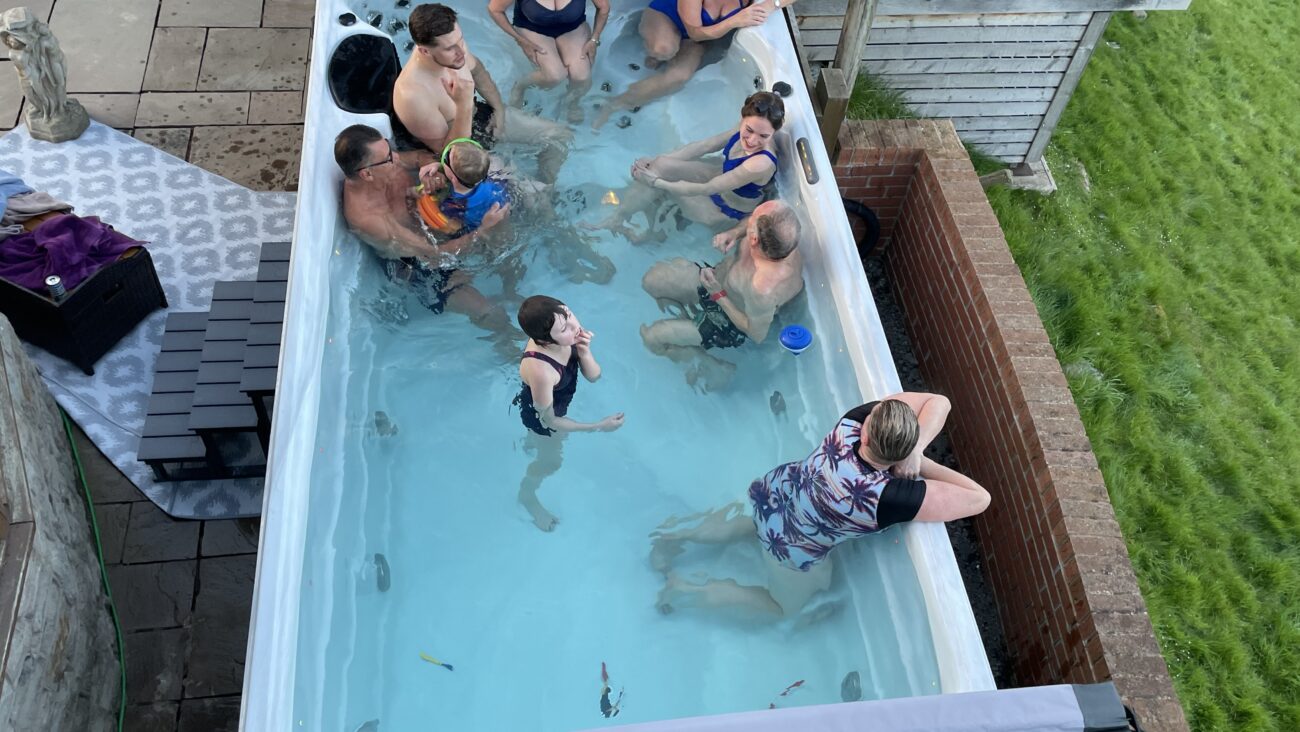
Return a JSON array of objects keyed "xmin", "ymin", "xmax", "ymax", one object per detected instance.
[{"xmin": 327, "ymin": 34, "xmax": 401, "ymax": 116}]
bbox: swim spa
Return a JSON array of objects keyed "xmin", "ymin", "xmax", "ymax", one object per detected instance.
[{"xmin": 242, "ymin": 3, "xmax": 995, "ymax": 730}]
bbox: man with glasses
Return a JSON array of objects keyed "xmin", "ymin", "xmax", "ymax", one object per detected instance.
[{"xmin": 334, "ymin": 124, "xmax": 518, "ymax": 355}]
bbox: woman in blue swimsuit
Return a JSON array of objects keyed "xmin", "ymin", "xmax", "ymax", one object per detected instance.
[
  {"xmin": 513, "ymin": 296, "xmax": 625, "ymax": 531},
  {"xmin": 592, "ymin": 0, "xmax": 777, "ymax": 129},
  {"xmin": 592, "ymin": 91, "xmax": 784, "ymax": 237},
  {"xmin": 488, "ymin": 0, "xmax": 610, "ymax": 123}
]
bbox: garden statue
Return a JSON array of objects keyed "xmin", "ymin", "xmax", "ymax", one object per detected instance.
[{"xmin": 1, "ymin": 7, "xmax": 88, "ymax": 142}]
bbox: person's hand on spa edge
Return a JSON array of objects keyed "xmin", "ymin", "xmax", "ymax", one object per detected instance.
[{"xmin": 732, "ymin": 2, "xmax": 770, "ymax": 28}]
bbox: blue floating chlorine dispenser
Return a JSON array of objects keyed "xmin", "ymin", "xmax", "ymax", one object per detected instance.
[{"xmin": 780, "ymin": 325, "xmax": 813, "ymax": 355}]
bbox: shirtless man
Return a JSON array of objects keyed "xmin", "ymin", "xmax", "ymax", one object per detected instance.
[
  {"xmin": 393, "ymin": 4, "xmax": 572, "ymax": 183},
  {"xmin": 334, "ymin": 124, "xmax": 518, "ymax": 355},
  {"xmin": 639, "ymin": 199, "xmax": 801, "ymax": 390}
]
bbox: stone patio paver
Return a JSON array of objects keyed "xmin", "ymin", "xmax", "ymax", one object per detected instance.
[
  {"xmin": 50, "ymin": 0, "xmax": 158, "ymax": 93},
  {"xmin": 249, "ymin": 90, "xmax": 304, "ymax": 124},
  {"xmin": 144, "ymin": 27, "xmax": 208, "ymax": 92},
  {"xmin": 177, "ymin": 696, "xmax": 240, "ymax": 732},
  {"xmin": 183, "ymin": 555, "xmax": 255, "ymax": 697},
  {"xmin": 107, "ymin": 560, "xmax": 196, "ymax": 631},
  {"xmin": 69, "ymin": 93, "xmax": 140, "ymax": 128},
  {"xmin": 123, "ymin": 501, "xmax": 201, "ymax": 563},
  {"xmin": 73, "ymin": 423, "xmax": 147, "ymax": 504},
  {"xmin": 188, "ymin": 124, "xmax": 304, "ymax": 191},
  {"xmin": 159, "ymin": 0, "xmax": 262, "ymax": 28},
  {"xmin": 262, "ymin": 0, "xmax": 316, "ymax": 28},
  {"xmin": 201, "ymin": 518, "xmax": 259, "ymax": 556},
  {"xmin": 198, "ymin": 28, "xmax": 310, "ymax": 91},
  {"xmin": 134, "ymin": 127, "xmax": 193, "ymax": 160},
  {"xmin": 0, "ymin": 62, "xmax": 23, "ymax": 129},
  {"xmin": 93, "ymin": 502, "xmax": 131, "ymax": 564},
  {"xmin": 126, "ymin": 627, "xmax": 189, "ymax": 704},
  {"xmin": 125, "ymin": 702, "xmax": 180, "ymax": 732},
  {"xmin": 136, "ymin": 92, "xmax": 251, "ymax": 126}
]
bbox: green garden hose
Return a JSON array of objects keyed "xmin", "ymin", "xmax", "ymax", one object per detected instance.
[{"xmin": 60, "ymin": 409, "xmax": 127, "ymax": 732}]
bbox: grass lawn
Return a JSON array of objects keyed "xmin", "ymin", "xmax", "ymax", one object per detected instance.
[{"xmin": 853, "ymin": 3, "xmax": 1300, "ymax": 730}]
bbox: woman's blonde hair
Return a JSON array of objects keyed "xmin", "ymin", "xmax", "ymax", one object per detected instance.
[{"xmin": 867, "ymin": 399, "xmax": 920, "ymax": 463}]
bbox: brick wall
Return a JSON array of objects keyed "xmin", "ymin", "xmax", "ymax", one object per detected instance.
[{"xmin": 835, "ymin": 119, "xmax": 1189, "ymax": 732}]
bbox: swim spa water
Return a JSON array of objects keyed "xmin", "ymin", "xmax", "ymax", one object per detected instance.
[{"xmin": 290, "ymin": 8, "xmax": 942, "ymax": 731}]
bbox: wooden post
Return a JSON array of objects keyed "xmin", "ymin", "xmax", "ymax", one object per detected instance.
[
  {"xmin": 815, "ymin": 0, "xmax": 876, "ymax": 160},
  {"xmin": 1023, "ymin": 10, "xmax": 1112, "ymax": 165},
  {"xmin": 831, "ymin": 0, "xmax": 878, "ymax": 92},
  {"xmin": 816, "ymin": 67, "xmax": 851, "ymax": 157}
]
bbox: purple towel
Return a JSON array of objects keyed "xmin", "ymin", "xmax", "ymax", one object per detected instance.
[{"xmin": 0, "ymin": 215, "xmax": 142, "ymax": 293}]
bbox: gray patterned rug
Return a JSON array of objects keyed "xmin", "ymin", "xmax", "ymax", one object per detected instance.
[{"xmin": 0, "ymin": 122, "xmax": 296, "ymax": 519}]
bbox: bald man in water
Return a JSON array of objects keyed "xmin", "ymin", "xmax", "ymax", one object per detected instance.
[{"xmin": 639, "ymin": 200, "xmax": 803, "ymax": 391}]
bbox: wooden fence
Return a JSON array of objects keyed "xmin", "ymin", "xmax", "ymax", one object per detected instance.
[{"xmin": 794, "ymin": 0, "xmax": 1190, "ymax": 164}]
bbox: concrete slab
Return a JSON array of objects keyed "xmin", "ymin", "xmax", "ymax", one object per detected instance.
[
  {"xmin": 123, "ymin": 501, "xmax": 200, "ymax": 563},
  {"xmin": 134, "ymin": 127, "xmax": 193, "ymax": 159},
  {"xmin": 106, "ymin": 560, "xmax": 196, "ymax": 631},
  {"xmin": 981, "ymin": 159, "xmax": 1058, "ymax": 194},
  {"xmin": 50, "ymin": 0, "xmax": 158, "ymax": 93},
  {"xmin": 188, "ymin": 125, "xmax": 303, "ymax": 191},
  {"xmin": 69, "ymin": 93, "xmax": 140, "ymax": 129},
  {"xmin": 124, "ymin": 702, "xmax": 180, "ymax": 732},
  {"xmin": 144, "ymin": 27, "xmax": 206, "ymax": 92},
  {"xmin": 198, "ymin": 29, "xmax": 310, "ymax": 92},
  {"xmin": 263, "ymin": 0, "xmax": 316, "ymax": 28},
  {"xmin": 183, "ymin": 555, "xmax": 254, "ymax": 697},
  {"xmin": 249, "ymin": 91, "xmax": 303, "ymax": 124},
  {"xmin": 0, "ymin": 62, "xmax": 23, "ymax": 129},
  {"xmin": 125, "ymin": 627, "xmax": 189, "ymax": 703},
  {"xmin": 178, "ymin": 696, "xmax": 240, "ymax": 732},
  {"xmin": 160, "ymin": 0, "xmax": 261, "ymax": 28},
  {"xmin": 136, "ymin": 92, "xmax": 250, "ymax": 126},
  {"xmin": 200, "ymin": 518, "xmax": 259, "ymax": 556},
  {"xmin": 71, "ymin": 422, "xmax": 146, "ymax": 504},
  {"xmin": 93, "ymin": 502, "xmax": 131, "ymax": 564}
]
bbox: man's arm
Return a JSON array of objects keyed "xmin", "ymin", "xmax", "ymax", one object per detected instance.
[
  {"xmin": 699, "ymin": 267, "xmax": 777, "ymax": 342},
  {"xmin": 347, "ymin": 207, "xmax": 441, "ymax": 262},
  {"xmin": 468, "ymin": 55, "xmax": 505, "ymax": 123}
]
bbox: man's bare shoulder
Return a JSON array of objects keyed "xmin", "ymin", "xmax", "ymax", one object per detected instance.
[{"xmin": 751, "ymin": 265, "xmax": 804, "ymax": 306}]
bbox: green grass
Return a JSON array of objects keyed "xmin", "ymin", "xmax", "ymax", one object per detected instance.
[{"xmin": 851, "ymin": 4, "xmax": 1300, "ymax": 730}]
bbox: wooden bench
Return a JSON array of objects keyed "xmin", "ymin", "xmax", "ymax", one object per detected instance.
[
  {"xmin": 138, "ymin": 311, "xmax": 223, "ymax": 481},
  {"xmin": 136, "ymin": 241, "xmax": 291, "ymax": 482}
]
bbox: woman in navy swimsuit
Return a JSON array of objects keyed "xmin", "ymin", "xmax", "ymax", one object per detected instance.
[
  {"xmin": 488, "ymin": 0, "xmax": 610, "ymax": 123},
  {"xmin": 513, "ymin": 296, "xmax": 625, "ymax": 531},
  {"xmin": 592, "ymin": 0, "xmax": 777, "ymax": 129},
  {"xmin": 591, "ymin": 91, "xmax": 784, "ymax": 237}
]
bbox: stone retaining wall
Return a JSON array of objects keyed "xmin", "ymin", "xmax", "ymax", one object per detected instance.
[
  {"xmin": 0, "ymin": 315, "xmax": 118, "ymax": 730},
  {"xmin": 834, "ymin": 119, "xmax": 1189, "ymax": 731}
]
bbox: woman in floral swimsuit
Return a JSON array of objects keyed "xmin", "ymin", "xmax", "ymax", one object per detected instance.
[{"xmin": 650, "ymin": 392, "xmax": 991, "ymax": 617}]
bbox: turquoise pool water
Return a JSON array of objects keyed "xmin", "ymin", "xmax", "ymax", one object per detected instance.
[{"xmin": 291, "ymin": 8, "xmax": 940, "ymax": 730}]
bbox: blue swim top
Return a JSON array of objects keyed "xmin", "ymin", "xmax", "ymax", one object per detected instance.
[
  {"xmin": 440, "ymin": 177, "xmax": 511, "ymax": 232},
  {"xmin": 721, "ymin": 132, "xmax": 777, "ymax": 199},
  {"xmin": 648, "ymin": 0, "xmax": 752, "ymax": 40}
]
